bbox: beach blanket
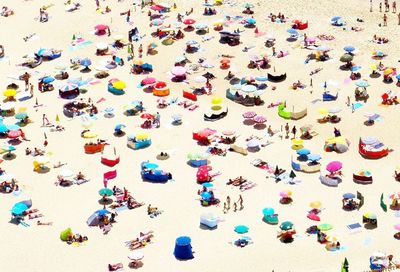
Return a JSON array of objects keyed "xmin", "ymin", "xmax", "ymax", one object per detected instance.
[{"xmin": 68, "ymin": 40, "xmax": 93, "ymax": 52}]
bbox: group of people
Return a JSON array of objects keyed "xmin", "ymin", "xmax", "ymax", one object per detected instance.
[{"xmin": 222, "ymin": 195, "xmax": 244, "ymax": 213}]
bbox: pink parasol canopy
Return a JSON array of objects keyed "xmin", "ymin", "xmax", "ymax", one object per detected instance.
[
  {"xmin": 171, "ymin": 66, "xmax": 187, "ymax": 76},
  {"xmin": 326, "ymin": 161, "xmax": 342, "ymax": 173},
  {"xmin": 242, "ymin": 111, "xmax": 257, "ymax": 119},
  {"xmin": 183, "ymin": 18, "xmax": 196, "ymax": 25},
  {"xmin": 8, "ymin": 130, "xmax": 22, "ymax": 139},
  {"xmin": 395, "ymin": 224, "xmax": 400, "ymax": 231},
  {"xmin": 142, "ymin": 77, "xmax": 156, "ymax": 85},
  {"xmin": 95, "ymin": 24, "xmax": 108, "ymax": 31},
  {"xmin": 253, "ymin": 115, "xmax": 267, "ymax": 124},
  {"xmin": 307, "ymin": 213, "xmax": 321, "ymax": 221}
]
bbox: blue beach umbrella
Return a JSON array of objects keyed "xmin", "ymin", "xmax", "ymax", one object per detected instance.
[
  {"xmin": 202, "ymin": 182, "xmax": 213, "ymax": 188},
  {"xmin": 263, "ymin": 207, "xmax": 275, "ymax": 216},
  {"xmin": 331, "ymin": 16, "xmax": 341, "ymax": 22},
  {"xmin": 95, "ymin": 209, "xmax": 111, "ymax": 216},
  {"xmin": 355, "ymin": 80, "xmax": 370, "ymax": 87},
  {"xmin": 144, "ymin": 162, "xmax": 159, "ymax": 169},
  {"xmin": 0, "ymin": 123, "xmax": 9, "ymax": 133},
  {"xmin": 255, "ymin": 76, "xmax": 268, "ymax": 82},
  {"xmin": 343, "ymin": 193, "xmax": 355, "ymax": 199},
  {"xmin": 343, "ymin": 45, "xmax": 355, "ymax": 52},
  {"xmin": 42, "ymin": 76, "xmax": 55, "ymax": 84},
  {"xmin": 80, "ymin": 58, "xmax": 92, "ymax": 67},
  {"xmin": 351, "ymin": 66, "xmax": 361, "ymax": 72},
  {"xmin": 287, "ymin": 28, "xmax": 298, "ymax": 35},
  {"xmin": 307, "ymin": 154, "xmax": 321, "ymax": 161},
  {"xmin": 201, "ymin": 191, "xmax": 212, "ymax": 200},
  {"xmin": 115, "ymin": 124, "xmax": 126, "ymax": 130},
  {"xmin": 296, "ymin": 148, "xmax": 310, "ymax": 156}
]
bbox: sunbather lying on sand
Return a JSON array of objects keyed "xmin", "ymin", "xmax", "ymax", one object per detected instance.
[{"xmin": 37, "ymin": 221, "xmax": 53, "ymax": 226}]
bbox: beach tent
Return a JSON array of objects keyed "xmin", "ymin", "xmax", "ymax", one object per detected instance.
[{"xmin": 174, "ymin": 236, "xmax": 194, "ymax": 260}]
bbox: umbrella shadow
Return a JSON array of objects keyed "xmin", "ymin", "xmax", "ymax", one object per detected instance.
[
  {"xmin": 286, "ymin": 37, "xmax": 298, "ymax": 42},
  {"xmin": 98, "ymin": 198, "xmax": 113, "ymax": 206},
  {"xmin": 113, "ymin": 131, "xmax": 126, "ymax": 137},
  {"xmin": 199, "ymin": 223, "xmax": 217, "ymax": 230},
  {"xmin": 383, "ymin": 79, "xmax": 393, "ymax": 84},
  {"xmin": 143, "ymin": 86, "xmax": 153, "ymax": 93},
  {"xmin": 36, "ymin": 167, "xmax": 51, "ymax": 174},
  {"xmin": 196, "ymin": 30, "xmax": 207, "ymax": 35},
  {"xmin": 229, "ymin": 78, "xmax": 240, "ymax": 85},
  {"xmin": 364, "ymin": 223, "xmax": 377, "ymax": 230},
  {"xmin": 369, "ymin": 73, "xmax": 381, "ymax": 79},
  {"xmin": 247, "ymin": 147, "xmax": 260, "ymax": 153},
  {"xmin": 8, "ymin": 139, "xmax": 22, "ymax": 145},
  {"xmin": 243, "ymin": 119, "xmax": 256, "ymax": 126},
  {"xmin": 3, "ymin": 153, "xmax": 16, "ymax": 160},
  {"xmin": 339, "ymin": 65, "xmax": 351, "ymax": 71},
  {"xmin": 253, "ymin": 124, "xmax": 266, "ymax": 130},
  {"xmin": 80, "ymin": 67, "xmax": 91, "ymax": 73}
]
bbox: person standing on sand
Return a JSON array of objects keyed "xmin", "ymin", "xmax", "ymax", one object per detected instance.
[
  {"xmin": 238, "ymin": 195, "xmax": 244, "ymax": 210},
  {"xmin": 291, "ymin": 125, "xmax": 297, "ymax": 139},
  {"xmin": 42, "ymin": 114, "xmax": 50, "ymax": 126},
  {"xmin": 285, "ymin": 123, "xmax": 290, "ymax": 138},
  {"xmin": 126, "ymin": 9, "xmax": 131, "ymax": 22},
  {"xmin": 393, "ymin": 1, "xmax": 397, "ymax": 12},
  {"xmin": 226, "ymin": 196, "xmax": 231, "ymax": 210},
  {"xmin": 384, "ymin": 13, "xmax": 388, "ymax": 26},
  {"xmin": 380, "ymin": 2, "xmax": 383, "ymax": 12},
  {"xmin": 398, "ymin": 12, "xmax": 400, "ymax": 24}
]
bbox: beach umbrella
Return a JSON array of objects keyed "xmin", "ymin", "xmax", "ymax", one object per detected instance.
[
  {"xmin": 35, "ymin": 156, "xmax": 50, "ymax": 164},
  {"xmin": 194, "ymin": 76, "xmax": 207, "ymax": 84},
  {"xmin": 195, "ymin": 23, "xmax": 208, "ymax": 30},
  {"xmin": 155, "ymin": 81, "xmax": 167, "ymax": 89},
  {"xmin": 241, "ymin": 84, "xmax": 257, "ymax": 93},
  {"xmin": 60, "ymin": 228, "xmax": 72, "ymax": 241},
  {"xmin": 355, "ymin": 80, "xmax": 369, "ymax": 88},
  {"xmin": 389, "ymin": 193, "xmax": 400, "ymax": 200},
  {"xmin": 318, "ymin": 223, "xmax": 332, "ymax": 231},
  {"xmin": 7, "ymin": 124, "xmax": 20, "ymax": 131},
  {"xmin": 83, "ymin": 131, "xmax": 98, "ymax": 138},
  {"xmin": 183, "ymin": 18, "xmax": 196, "ymax": 25},
  {"xmin": 297, "ymin": 148, "xmax": 310, "ymax": 156},
  {"xmin": 328, "ymin": 107, "xmax": 342, "ymax": 114},
  {"xmin": 326, "ymin": 161, "xmax": 342, "ymax": 172},
  {"xmin": 244, "ymin": 3, "xmax": 254, "ymax": 8},
  {"xmin": 309, "ymin": 201, "xmax": 322, "ymax": 209},
  {"xmin": 287, "ymin": 28, "xmax": 298, "ymax": 35},
  {"xmin": 201, "ymin": 191, "xmax": 212, "ymax": 200},
  {"xmin": 95, "ymin": 24, "xmax": 108, "ymax": 31},
  {"xmin": 172, "ymin": 113, "xmax": 182, "ymax": 121},
  {"xmin": 42, "ymin": 76, "xmax": 55, "ymax": 84},
  {"xmin": 280, "ymin": 190, "xmax": 292, "ymax": 198},
  {"xmin": 152, "ymin": 18, "xmax": 163, "ymax": 26},
  {"xmin": 0, "ymin": 123, "xmax": 8, "ymax": 133},
  {"xmin": 384, "ymin": 68, "xmax": 393, "ymax": 75},
  {"xmin": 162, "ymin": 37, "xmax": 174, "ymax": 46},
  {"xmin": 112, "ymin": 80, "xmax": 126, "ymax": 90},
  {"xmin": 79, "ymin": 58, "xmax": 92, "ymax": 67},
  {"xmin": 242, "ymin": 111, "xmax": 257, "ymax": 119},
  {"xmin": 141, "ymin": 77, "xmax": 156, "ymax": 85},
  {"xmin": 331, "ymin": 16, "xmax": 341, "ymax": 22},
  {"xmin": 98, "ymin": 188, "xmax": 113, "ymax": 197},
  {"xmin": 343, "ymin": 193, "xmax": 355, "ymax": 199},
  {"xmin": 246, "ymin": 18, "xmax": 256, "ymax": 24},
  {"xmin": 222, "ymin": 130, "xmax": 235, "ymax": 136},
  {"xmin": 307, "ymin": 154, "xmax": 321, "ymax": 161},
  {"xmin": 394, "ymin": 224, "xmax": 400, "ymax": 231},
  {"xmin": 144, "ymin": 162, "xmax": 159, "ymax": 169},
  {"xmin": 280, "ymin": 221, "xmax": 293, "ymax": 230},
  {"xmin": 363, "ymin": 212, "xmax": 377, "ymax": 220},
  {"xmin": 307, "ymin": 213, "xmax": 320, "ymax": 221},
  {"xmin": 128, "ymin": 251, "xmax": 144, "ymax": 261},
  {"xmin": 2, "ymin": 145, "xmax": 16, "ymax": 152},
  {"xmin": 141, "ymin": 113, "xmax": 154, "ymax": 119},
  {"xmin": 211, "ymin": 96, "xmax": 222, "ymax": 105},
  {"xmin": 263, "ymin": 207, "xmax": 275, "ymax": 216},
  {"xmin": 59, "ymin": 168, "xmax": 73, "ymax": 178},
  {"xmin": 220, "ymin": 58, "xmax": 230, "ymax": 64},
  {"xmin": 96, "ymin": 42, "xmax": 108, "ymax": 50},
  {"xmin": 95, "ymin": 209, "xmax": 111, "ymax": 216},
  {"xmin": 11, "ymin": 202, "xmax": 29, "ymax": 215},
  {"xmin": 351, "ymin": 66, "xmax": 361, "ymax": 72},
  {"xmin": 202, "ymin": 182, "xmax": 213, "ymax": 188},
  {"xmin": 292, "ymin": 138, "xmax": 303, "ymax": 145},
  {"xmin": 7, "ymin": 130, "xmax": 21, "ymax": 139},
  {"xmin": 60, "ymin": 84, "xmax": 78, "ymax": 92},
  {"xmin": 1, "ymin": 102, "xmax": 16, "ymax": 110},
  {"xmin": 253, "ymin": 115, "xmax": 266, "ymax": 124},
  {"xmin": 3, "ymin": 89, "xmax": 17, "ymax": 97},
  {"xmin": 14, "ymin": 112, "xmax": 28, "ymax": 120},
  {"xmin": 234, "ymin": 225, "xmax": 249, "ymax": 234},
  {"xmin": 135, "ymin": 133, "xmax": 149, "ymax": 140},
  {"xmin": 340, "ymin": 54, "xmax": 353, "ymax": 63},
  {"xmin": 115, "ymin": 124, "xmax": 126, "ymax": 130},
  {"xmin": 343, "ymin": 45, "xmax": 355, "ymax": 52},
  {"xmin": 247, "ymin": 138, "xmax": 261, "ymax": 148},
  {"xmin": 171, "ymin": 66, "xmax": 186, "ymax": 76}
]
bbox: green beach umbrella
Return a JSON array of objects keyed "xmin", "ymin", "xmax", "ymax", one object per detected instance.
[
  {"xmin": 98, "ymin": 188, "xmax": 113, "ymax": 197},
  {"xmin": 60, "ymin": 228, "xmax": 72, "ymax": 241},
  {"xmin": 317, "ymin": 223, "xmax": 332, "ymax": 231},
  {"xmin": 280, "ymin": 221, "xmax": 293, "ymax": 230}
]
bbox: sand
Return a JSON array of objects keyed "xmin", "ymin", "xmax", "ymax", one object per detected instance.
[{"xmin": 1, "ymin": 0, "xmax": 400, "ymax": 271}]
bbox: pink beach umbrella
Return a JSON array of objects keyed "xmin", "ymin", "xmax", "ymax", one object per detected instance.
[
  {"xmin": 390, "ymin": 193, "xmax": 400, "ymax": 200},
  {"xmin": 171, "ymin": 66, "xmax": 187, "ymax": 76},
  {"xmin": 395, "ymin": 224, "xmax": 400, "ymax": 231},
  {"xmin": 7, "ymin": 130, "xmax": 22, "ymax": 139},
  {"xmin": 95, "ymin": 24, "xmax": 108, "ymax": 31},
  {"xmin": 326, "ymin": 161, "xmax": 342, "ymax": 173},
  {"xmin": 253, "ymin": 115, "xmax": 266, "ymax": 124},
  {"xmin": 142, "ymin": 77, "xmax": 156, "ymax": 85},
  {"xmin": 307, "ymin": 213, "xmax": 321, "ymax": 221},
  {"xmin": 183, "ymin": 18, "xmax": 196, "ymax": 25},
  {"xmin": 242, "ymin": 111, "xmax": 257, "ymax": 118}
]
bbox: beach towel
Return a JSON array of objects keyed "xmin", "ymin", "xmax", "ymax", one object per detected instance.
[
  {"xmin": 347, "ymin": 223, "xmax": 362, "ymax": 233},
  {"xmin": 114, "ymin": 205, "xmax": 128, "ymax": 213}
]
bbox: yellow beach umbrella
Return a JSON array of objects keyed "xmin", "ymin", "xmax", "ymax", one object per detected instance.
[
  {"xmin": 213, "ymin": 20, "xmax": 224, "ymax": 26},
  {"xmin": 384, "ymin": 68, "xmax": 393, "ymax": 75},
  {"xmin": 113, "ymin": 34, "xmax": 124, "ymax": 41},
  {"xmin": 292, "ymin": 138, "xmax": 303, "ymax": 145},
  {"xmin": 135, "ymin": 133, "xmax": 149, "ymax": 140},
  {"xmin": 113, "ymin": 80, "xmax": 126, "ymax": 90},
  {"xmin": 3, "ymin": 89, "xmax": 17, "ymax": 97},
  {"xmin": 318, "ymin": 108, "xmax": 328, "ymax": 115},
  {"xmin": 370, "ymin": 64, "xmax": 377, "ymax": 71},
  {"xmin": 133, "ymin": 59, "xmax": 143, "ymax": 65},
  {"xmin": 211, "ymin": 96, "xmax": 222, "ymax": 104},
  {"xmin": 83, "ymin": 131, "xmax": 98, "ymax": 138},
  {"xmin": 309, "ymin": 201, "xmax": 322, "ymax": 209}
]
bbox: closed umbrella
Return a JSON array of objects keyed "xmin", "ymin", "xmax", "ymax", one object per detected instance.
[{"xmin": 326, "ymin": 161, "xmax": 342, "ymax": 172}]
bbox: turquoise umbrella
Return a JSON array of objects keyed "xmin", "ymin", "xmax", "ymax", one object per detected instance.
[
  {"xmin": 98, "ymin": 188, "xmax": 113, "ymax": 196},
  {"xmin": 280, "ymin": 221, "xmax": 294, "ymax": 230},
  {"xmin": 234, "ymin": 225, "xmax": 249, "ymax": 234},
  {"xmin": 11, "ymin": 202, "xmax": 28, "ymax": 215},
  {"xmin": 263, "ymin": 207, "xmax": 275, "ymax": 216},
  {"xmin": 2, "ymin": 145, "xmax": 16, "ymax": 152},
  {"xmin": 0, "ymin": 123, "xmax": 8, "ymax": 133},
  {"xmin": 15, "ymin": 112, "xmax": 28, "ymax": 120}
]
